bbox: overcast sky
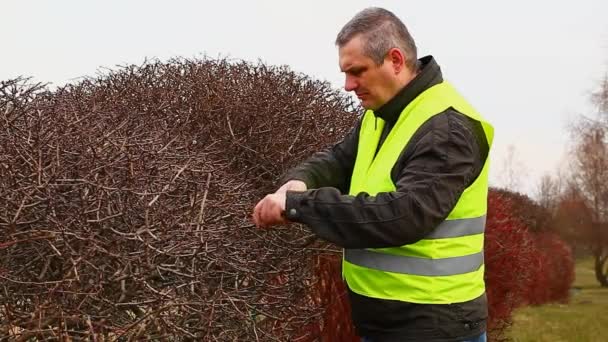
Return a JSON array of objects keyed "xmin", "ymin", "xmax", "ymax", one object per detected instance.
[{"xmin": 2, "ymin": 0, "xmax": 607, "ymax": 195}]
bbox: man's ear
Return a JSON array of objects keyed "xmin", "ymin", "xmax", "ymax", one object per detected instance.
[{"xmin": 387, "ymin": 48, "xmax": 406, "ymax": 74}]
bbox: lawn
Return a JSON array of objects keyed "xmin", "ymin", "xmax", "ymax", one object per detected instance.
[{"xmin": 507, "ymin": 258, "xmax": 608, "ymax": 341}]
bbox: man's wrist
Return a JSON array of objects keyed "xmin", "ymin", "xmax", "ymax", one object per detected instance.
[{"xmin": 284, "ymin": 190, "xmax": 308, "ymax": 222}]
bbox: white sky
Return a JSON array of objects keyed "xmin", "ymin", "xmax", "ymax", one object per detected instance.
[{"xmin": 2, "ymin": 0, "xmax": 607, "ymax": 195}]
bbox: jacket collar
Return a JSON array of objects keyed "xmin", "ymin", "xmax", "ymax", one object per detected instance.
[{"xmin": 374, "ymin": 56, "xmax": 443, "ymax": 125}]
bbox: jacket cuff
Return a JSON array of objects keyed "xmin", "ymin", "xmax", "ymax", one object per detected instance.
[{"xmin": 285, "ymin": 190, "xmax": 308, "ymax": 222}]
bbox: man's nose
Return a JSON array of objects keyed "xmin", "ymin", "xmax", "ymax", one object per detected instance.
[{"xmin": 344, "ymin": 75, "xmax": 358, "ymax": 92}]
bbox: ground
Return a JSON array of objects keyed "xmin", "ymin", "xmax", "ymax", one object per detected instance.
[{"xmin": 507, "ymin": 258, "xmax": 608, "ymax": 341}]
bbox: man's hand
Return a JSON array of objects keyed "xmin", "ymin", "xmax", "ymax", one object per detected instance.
[
  {"xmin": 253, "ymin": 180, "xmax": 307, "ymax": 228},
  {"xmin": 275, "ymin": 180, "xmax": 307, "ymax": 194},
  {"xmin": 252, "ymin": 192, "xmax": 287, "ymax": 228}
]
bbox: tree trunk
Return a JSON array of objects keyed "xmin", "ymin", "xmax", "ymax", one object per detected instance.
[{"xmin": 594, "ymin": 247, "xmax": 608, "ymax": 287}]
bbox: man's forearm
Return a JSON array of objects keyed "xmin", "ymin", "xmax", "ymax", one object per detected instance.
[{"xmin": 284, "ymin": 187, "xmax": 450, "ymax": 249}]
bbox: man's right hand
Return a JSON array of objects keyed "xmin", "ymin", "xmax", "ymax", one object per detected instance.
[
  {"xmin": 251, "ymin": 180, "xmax": 306, "ymax": 229},
  {"xmin": 275, "ymin": 180, "xmax": 307, "ymax": 195}
]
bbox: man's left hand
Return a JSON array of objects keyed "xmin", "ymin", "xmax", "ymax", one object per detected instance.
[{"xmin": 252, "ymin": 192, "xmax": 287, "ymax": 228}]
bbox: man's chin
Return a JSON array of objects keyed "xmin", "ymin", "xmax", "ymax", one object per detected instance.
[{"xmin": 360, "ymin": 100, "xmax": 379, "ymax": 111}]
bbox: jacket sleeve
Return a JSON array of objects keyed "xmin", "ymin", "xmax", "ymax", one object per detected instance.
[
  {"xmin": 284, "ymin": 111, "xmax": 484, "ymax": 249},
  {"xmin": 279, "ymin": 119, "xmax": 361, "ymax": 193}
]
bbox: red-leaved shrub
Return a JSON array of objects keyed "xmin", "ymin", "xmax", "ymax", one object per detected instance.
[
  {"xmin": 485, "ymin": 190, "xmax": 540, "ymax": 336},
  {"xmin": 296, "ymin": 254, "xmax": 358, "ymax": 342},
  {"xmin": 485, "ymin": 189, "xmax": 575, "ymax": 339},
  {"xmin": 528, "ymin": 232, "xmax": 575, "ymax": 305}
]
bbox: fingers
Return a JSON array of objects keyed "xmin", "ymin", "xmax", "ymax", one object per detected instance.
[
  {"xmin": 252, "ymin": 198, "xmax": 264, "ymax": 227},
  {"xmin": 253, "ymin": 196, "xmax": 271, "ymax": 228},
  {"xmin": 252, "ymin": 195, "xmax": 285, "ymax": 228},
  {"xmin": 259, "ymin": 196, "xmax": 278, "ymax": 227}
]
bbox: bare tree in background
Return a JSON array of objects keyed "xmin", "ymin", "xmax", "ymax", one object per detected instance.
[
  {"xmin": 592, "ymin": 74, "xmax": 608, "ymax": 115},
  {"xmin": 570, "ymin": 73, "xmax": 608, "ymax": 286},
  {"xmin": 500, "ymin": 144, "xmax": 528, "ymax": 192},
  {"xmin": 551, "ymin": 179, "xmax": 594, "ymax": 254},
  {"xmin": 536, "ymin": 173, "xmax": 560, "ymax": 212}
]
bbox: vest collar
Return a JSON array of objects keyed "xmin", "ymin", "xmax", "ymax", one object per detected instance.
[{"xmin": 374, "ymin": 56, "xmax": 443, "ymax": 125}]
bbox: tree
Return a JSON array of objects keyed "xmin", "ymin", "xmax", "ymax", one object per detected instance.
[
  {"xmin": 551, "ymin": 181, "xmax": 594, "ymax": 250},
  {"xmin": 500, "ymin": 144, "xmax": 528, "ymax": 192},
  {"xmin": 592, "ymin": 74, "xmax": 608, "ymax": 115},
  {"xmin": 569, "ymin": 73, "xmax": 608, "ymax": 286},
  {"xmin": 536, "ymin": 173, "xmax": 560, "ymax": 212}
]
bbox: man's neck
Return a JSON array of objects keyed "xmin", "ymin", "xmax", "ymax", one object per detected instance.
[
  {"xmin": 373, "ymin": 56, "xmax": 442, "ymax": 125},
  {"xmin": 397, "ymin": 66, "xmax": 420, "ymax": 93}
]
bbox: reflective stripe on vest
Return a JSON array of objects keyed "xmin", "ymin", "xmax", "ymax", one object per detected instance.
[
  {"xmin": 344, "ymin": 81, "xmax": 494, "ymax": 304},
  {"xmin": 424, "ymin": 215, "xmax": 486, "ymax": 239},
  {"xmin": 345, "ymin": 250, "xmax": 484, "ymax": 276},
  {"xmin": 344, "ymin": 215, "xmax": 486, "ymax": 276}
]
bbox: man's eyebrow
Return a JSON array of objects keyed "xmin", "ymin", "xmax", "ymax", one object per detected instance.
[{"xmin": 342, "ymin": 65, "xmax": 363, "ymax": 73}]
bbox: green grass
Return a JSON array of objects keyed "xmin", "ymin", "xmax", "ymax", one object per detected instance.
[{"xmin": 507, "ymin": 258, "xmax": 608, "ymax": 342}]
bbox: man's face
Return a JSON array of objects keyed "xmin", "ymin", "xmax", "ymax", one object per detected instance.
[{"xmin": 339, "ymin": 35, "xmax": 397, "ymax": 110}]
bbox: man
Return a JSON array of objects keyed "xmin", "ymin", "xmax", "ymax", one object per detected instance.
[{"xmin": 253, "ymin": 7, "xmax": 493, "ymax": 342}]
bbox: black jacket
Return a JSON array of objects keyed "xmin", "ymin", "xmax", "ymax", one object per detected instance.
[{"xmin": 282, "ymin": 56, "xmax": 489, "ymax": 341}]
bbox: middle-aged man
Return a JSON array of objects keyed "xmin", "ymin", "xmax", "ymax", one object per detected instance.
[{"xmin": 253, "ymin": 7, "xmax": 493, "ymax": 342}]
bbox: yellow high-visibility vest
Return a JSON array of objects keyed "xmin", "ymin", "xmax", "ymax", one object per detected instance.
[{"xmin": 344, "ymin": 81, "xmax": 494, "ymax": 304}]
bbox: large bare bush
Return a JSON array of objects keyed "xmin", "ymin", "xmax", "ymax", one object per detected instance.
[{"xmin": 0, "ymin": 59, "xmax": 358, "ymax": 340}]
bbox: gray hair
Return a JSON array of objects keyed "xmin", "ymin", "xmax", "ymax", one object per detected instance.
[{"xmin": 336, "ymin": 7, "xmax": 418, "ymax": 70}]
